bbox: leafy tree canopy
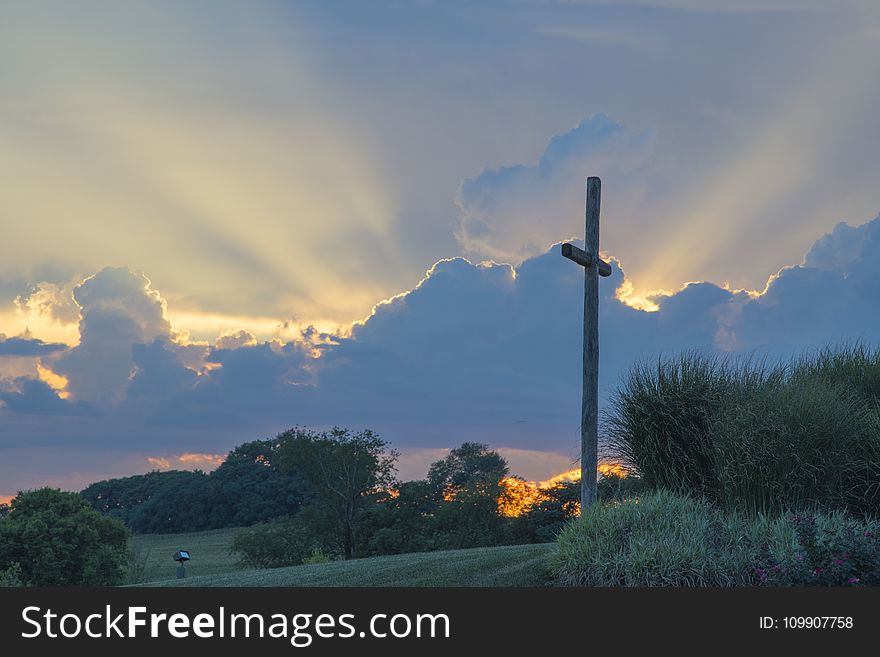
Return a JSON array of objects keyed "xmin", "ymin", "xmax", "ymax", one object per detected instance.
[
  {"xmin": 0, "ymin": 488, "xmax": 129, "ymax": 586},
  {"xmin": 275, "ymin": 427, "xmax": 397, "ymax": 559},
  {"xmin": 427, "ymin": 442, "xmax": 509, "ymax": 499}
]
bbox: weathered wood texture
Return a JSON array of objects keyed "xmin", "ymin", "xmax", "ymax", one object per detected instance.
[
  {"xmin": 561, "ymin": 243, "xmax": 612, "ymax": 277},
  {"xmin": 580, "ymin": 176, "xmax": 601, "ymax": 511}
]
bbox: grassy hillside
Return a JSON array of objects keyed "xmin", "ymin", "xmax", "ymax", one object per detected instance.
[
  {"xmin": 130, "ymin": 528, "xmax": 246, "ymax": 584},
  {"xmin": 133, "ymin": 540, "xmax": 553, "ymax": 587}
]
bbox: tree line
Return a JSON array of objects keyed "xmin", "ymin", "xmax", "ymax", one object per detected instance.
[
  {"xmin": 1, "ymin": 426, "xmax": 641, "ymax": 585},
  {"xmin": 80, "ymin": 426, "xmax": 637, "ymax": 564}
]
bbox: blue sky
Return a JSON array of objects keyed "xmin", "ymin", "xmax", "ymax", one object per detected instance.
[{"xmin": 2, "ymin": 1, "xmax": 880, "ymax": 497}]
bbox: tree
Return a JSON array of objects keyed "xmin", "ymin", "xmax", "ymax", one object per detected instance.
[
  {"xmin": 81, "ymin": 470, "xmax": 213, "ymax": 533},
  {"xmin": 0, "ymin": 503, "xmax": 9, "ymax": 519},
  {"xmin": 124, "ymin": 471, "xmax": 214, "ymax": 533},
  {"xmin": 0, "ymin": 488, "xmax": 129, "ymax": 586},
  {"xmin": 355, "ymin": 481, "xmax": 437, "ymax": 556},
  {"xmin": 208, "ymin": 456, "xmax": 310, "ymax": 528},
  {"xmin": 514, "ymin": 481, "xmax": 580, "ymax": 544},
  {"xmin": 223, "ymin": 439, "xmax": 280, "ymax": 467},
  {"xmin": 427, "ymin": 442, "xmax": 508, "ymax": 500},
  {"xmin": 425, "ymin": 444, "xmax": 511, "ymax": 549},
  {"xmin": 276, "ymin": 427, "xmax": 398, "ymax": 559},
  {"xmin": 80, "ymin": 439, "xmax": 311, "ymax": 533}
]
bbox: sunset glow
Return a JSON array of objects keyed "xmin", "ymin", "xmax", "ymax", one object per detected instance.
[
  {"xmin": 498, "ymin": 463, "xmax": 628, "ymax": 517},
  {"xmin": 36, "ymin": 364, "xmax": 70, "ymax": 399},
  {"xmin": 3, "ymin": 0, "xmax": 880, "ymax": 516},
  {"xmin": 146, "ymin": 453, "xmax": 226, "ymax": 472}
]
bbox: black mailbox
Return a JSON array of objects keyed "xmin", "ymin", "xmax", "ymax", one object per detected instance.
[{"xmin": 173, "ymin": 550, "xmax": 191, "ymax": 563}]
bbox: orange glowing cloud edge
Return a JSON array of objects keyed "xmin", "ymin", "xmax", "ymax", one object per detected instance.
[
  {"xmin": 146, "ymin": 452, "xmax": 227, "ymax": 471},
  {"xmin": 36, "ymin": 364, "xmax": 70, "ymax": 399}
]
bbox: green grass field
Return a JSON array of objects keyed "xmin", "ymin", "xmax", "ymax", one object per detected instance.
[
  {"xmin": 130, "ymin": 528, "xmax": 249, "ymax": 584},
  {"xmin": 130, "ymin": 528, "xmax": 553, "ymax": 587}
]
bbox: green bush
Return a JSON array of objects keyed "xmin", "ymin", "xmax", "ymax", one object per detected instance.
[
  {"xmin": 231, "ymin": 513, "xmax": 334, "ymax": 568},
  {"xmin": 0, "ymin": 488, "xmax": 129, "ymax": 586},
  {"xmin": 301, "ymin": 548, "xmax": 330, "ymax": 565},
  {"xmin": 550, "ymin": 491, "xmax": 880, "ymax": 587},
  {"xmin": 753, "ymin": 512, "xmax": 880, "ymax": 586},
  {"xmin": 606, "ymin": 347, "xmax": 880, "ymax": 515},
  {"xmin": 550, "ymin": 491, "xmax": 758, "ymax": 586}
]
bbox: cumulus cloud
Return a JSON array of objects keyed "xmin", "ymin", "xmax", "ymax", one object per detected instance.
[
  {"xmin": 15, "ymin": 282, "xmax": 81, "ymax": 325},
  {"xmin": 4, "ymin": 213, "xmax": 880, "ymax": 490},
  {"xmin": 146, "ymin": 452, "xmax": 225, "ymax": 472},
  {"xmin": 455, "ymin": 114, "xmax": 653, "ymax": 263},
  {"xmin": 215, "ymin": 329, "xmax": 258, "ymax": 350},
  {"xmin": 0, "ymin": 378, "xmax": 95, "ymax": 417},
  {"xmin": 0, "ymin": 336, "xmax": 67, "ymax": 357},
  {"xmin": 54, "ymin": 267, "xmax": 181, "ymax": 403}
]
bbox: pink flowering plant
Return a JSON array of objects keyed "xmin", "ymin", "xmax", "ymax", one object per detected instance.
[{"xmin": 753, "ymin": 513, "xmax": 880, "ymax": 586}]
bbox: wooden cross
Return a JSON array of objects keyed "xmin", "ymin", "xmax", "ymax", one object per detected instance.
[{"xmin": 561, "ymin": 176, "xmax": 611, "ymax": 513}]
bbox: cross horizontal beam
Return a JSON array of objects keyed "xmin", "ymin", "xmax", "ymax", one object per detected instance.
[{"xmin": 561, "ymin": 242, "xmax": 612, "ymax": 277}]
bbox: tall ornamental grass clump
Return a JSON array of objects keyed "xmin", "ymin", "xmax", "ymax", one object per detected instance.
[
  {"xmin": 711, "ymin": 377, "xmax": 880, "ymax": 514},
  {"xmin": 605, "ymin": 346, "xmax": 880, "ymax": 515},
  {"xmin": 603, "ymin": 353, "xmax": 728, "ymax": 499},
  {"xmin": 792, "ymin": 343, "xmax": 880, "ymax": 404}
]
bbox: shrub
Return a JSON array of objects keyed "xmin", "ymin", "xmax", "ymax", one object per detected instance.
[
  {"xmin": 550, "ymin": 491, "xmax": 880, "ymax": 587},
  {"xmin": 752, "ymin": 512, "xmax": 880, "ymax": 586},
  {"xmin": 302, "ymin": 548, "xmax": 330, "ymax": 565},
  {"xmin": 605, "ymin": 348, "xmax": 880, "ymax": 515},
  {"xmin": 605, "ymin": 352, "xmax": 768, "ymax": 501},
  {"xmin": 0, "ymin": 488, "xmax": 129, "ymax": 586},
  {"xmin": 550, "ymin": 491, "xmax": 757, "ymax": 586},
  {"xmin": 792, "ymin": 343, "xmax": 880, "ymax": 405},
  {"xmin": 711, "ymin": 377, "xmax": 880, "ymax": 514},
  {"xmin": 231, "ymin": 511, "xmax": 335, "ymax": 568}
]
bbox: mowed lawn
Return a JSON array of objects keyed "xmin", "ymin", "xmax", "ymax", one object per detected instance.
[
  {"xmin": 131, "ymin": 528, "xmax": 249, "ymax": 584},
  {"xmin": 131, "ymin": 531, "xmax": 553, "ymax": 587}
]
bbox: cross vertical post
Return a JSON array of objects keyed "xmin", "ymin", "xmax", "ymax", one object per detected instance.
[{"xmin": 561, "ymin": 176, "xmax": 610, "ymax": 514}]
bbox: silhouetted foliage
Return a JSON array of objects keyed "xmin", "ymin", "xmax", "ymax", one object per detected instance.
[
  {"xmin": 513, "ymin": 481, "xmax": 581, "ymax": 544},
  {"xmin": 355, "ymin": 481, "xmax": 436, "ymax": 556},
  {"xmin": 427, "ymin": 442, "xmax": 509, "ymax": 500},
  {"xmin": 433, "ymin": 479, "xmax": 510, "ymax": 549}
]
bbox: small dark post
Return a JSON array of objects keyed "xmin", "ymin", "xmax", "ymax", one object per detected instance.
[
  {"xmin": 561, "ymin": 176, "xmax": 611, "ymax": 514},
  {"xmin": 174, "ymin": 550, "xmax": 190, "ymax": 579}
]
